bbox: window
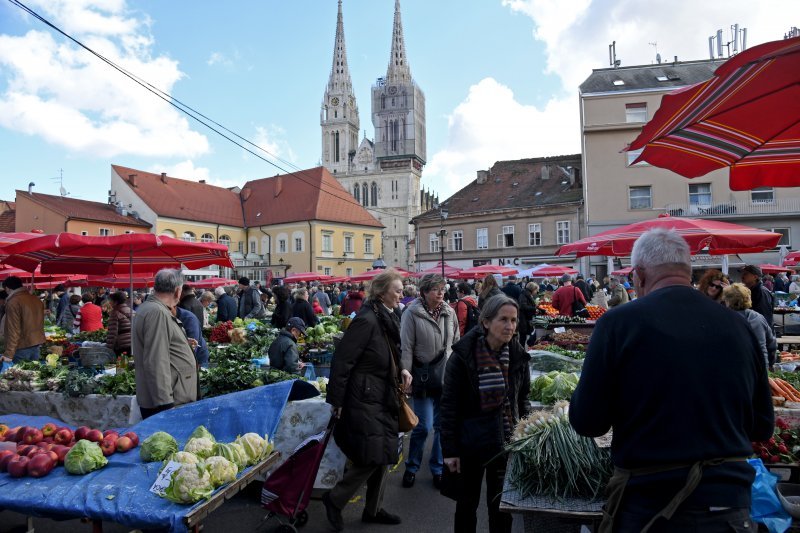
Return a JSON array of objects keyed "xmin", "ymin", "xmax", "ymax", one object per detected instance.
[
  {"xmin": 477, "ymin": 228, "xmax": 488, "ymax": 250},
  {"xmin": 278, "ymin": 239, "xmax": 287, "ymax": 253},
  {"xmin": 249, "ymin": 241, "xmax": 256, "ymax": 254},
  {"xmin": 751, "ymin": 187, "xmax": 775, "ymax": 204},
  {"xmin": 557, "ymin": 221, "xmax": 571, "ymax": 245},
  {"xmin": 294, "ymin": 237, "xmax": 302, "ymax": 252},
  {"xmin": 323, "ymin": 267, "xmax": 332, "ymax": 276},
  {"xmin": 429, "ymin": 233, "xmax": 440, "ymax": 253},
  {"xmin": 182, "ymin": 231, "xmax": 195, "ymax": 242},
  {"xmin": 625, "ymin": 102, "xmax": 647, "ymax": 122},
  {"xmin": 200, "ymin": 233, "xmax": 214, "ymax": 243},
  {"xmin": 502, "ymin": 225, "xmax": 515, "ymax": 247},
  {"xmin": 451, "ymin": 230, "xmax": 463, "ymax": 251},
  {"xmin": 161, "ymin": 229, "xmax": 176, "ymax": 238},
  {"xmin": 346, "ymin": 267, "xmax": 353, "ymax": 277},
  {"xmin": 528, "ymin": 223, "xmax": 542, "ymax": 246},
  {"xmin": 99, "ymin": 228, "xmax": 111, "ymax": 236},
  {"xmin": 365, "ymin": 237, "xmax": 373, "ymax": 254},
  {"xmin": 322, "ymin": 233, "xmax": 332, "ymax": 252},
  {"xmin": 238, "ymin": 241, "xmax": 244, "ymax": 253},
  {"xmin": 344, "ymin": 235, "xmax": 353, "ymax": 253},
  {"xmin": 371, "ymin": 182, "xmax": 378, "ymax": 207},
  {"xmin": 361, "ymin": 183, "xmax": 368, "ymax": 206},
  {"xmin": 218, "ymin": 235, "xmax": 231, "ymax": 249},
  {"xmin": 772, "ymin": 228, "xmax": 791, "ymax": 248},
  {"xmin": 81, "ymin": 231, "xmax": 88, "ymax": 236},
  {"xmin": 353, "ymin": 184, "xmax": 360, "ymax": 203},
  {"xmin": 629, "ymin": 186, "xmax": 653, "ymax": 210},
  {"xmin": 627, "ymin": 148, "xmax": 648, "ymax": 166},
  {"xmin": 689, "ymin": 183, "xmax": 712, "ymax": 208}
]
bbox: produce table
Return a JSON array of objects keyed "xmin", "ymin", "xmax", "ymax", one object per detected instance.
[
  {"xmin": 0, "ymin": 380, "xmax": 317, "ymax": 533},
  {"xmin": 778, "ymin": 336, "xmax": 800, "ymax": 350},
  {"xmin": 773, "ymin": 308, "xmax": 799, "ymax": 335},
  {"xmin": 0, "ymin": 391, "xmax": 141, "ymax": 428}
]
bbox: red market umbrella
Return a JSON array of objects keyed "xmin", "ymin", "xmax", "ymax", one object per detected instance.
[
  {"xmin": 611, "ymin": 267, "xmax": 634, "ymax": 276},
  {"xmin": 349, "ymin": 268, "xmax": 413, "ymax": 282},
  {"xmin": 0, "ymin": 265, "xmax": 83, "ymax": 284},
  {"xmin": 529, "ymin": 265, "xmax": 580, "ymax": 277},
  {"xmin": 451, "ymin": 264, "xmax": 518, "ymax": 280},
  {"xmin": 283, "ymin": 272, "xmax": 333, "ymax": 283},
  {"xmin": 783, "ymin": 252, "xmax": 800, "ymax": 267},
  {"xmin": 627, "ymin": 36, "xmax": 800, "ymax": 190},
  {"xmin": 67, "ymin": 274, "xmax": 156, "ymax": 289},
  {"xmin": 557, "ymin": 214, "xmax": 781, "ymax": 257},
  {"xmin": 189, "ymin": 276, "xmax": 238, "ymax": 289},
  {"xmin": 323, "ymin": 276, "xmax": 350, "ymax": 284},
  {"xmin": 758, "ymin": 264, "xmax": 792, "ymax": 275},
  {"xmin": 0, "ymin": 231, "xmax": 46, "ymax": 260},
  {"xmin": 418, "ymin": 261, "xmax": 463, "ymax": 277}
]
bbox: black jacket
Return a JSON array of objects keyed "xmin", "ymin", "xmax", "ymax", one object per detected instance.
[
  {"xmin": 749, "ymin": 281, "xmax": 774, "ymax": 327},
  {"xmin": 327, "ymin": 302, "xmax": 400, "ymax": 466},
  {"xmin": 267, "ymin": 330, "xmax": 300, "ymax": 374},
  {"xmin": 291, "ymin": 299, "xmax": 318, "ymax": 327},
  {"xmin": 178, "ymin": 293, "xmax": 204, "ymax": 327},
  {"xmin": 501, "ymin": 282, "xmax": 522, "ymax": 301},
  {"xmin": 215, "ymin": 293, "xmax": 237, "ymax": 323},
  {"xmin": 440, "ymin": 327, "xmax": 531, "ymax": 461},
  {"xmin": 517, "ymin": 289, "xmax": 537, "ymax": 341},
  {"xmin": 270, "ymin": 300, "xmax": 292, "ymax": 329},
  {"xmin": 574, "ymin": 279, "xmax": 591, "ymax": 301}
]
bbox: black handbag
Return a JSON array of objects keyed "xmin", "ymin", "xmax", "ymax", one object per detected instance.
[
  {"xmin": 572, "ymin": 287, "xmax": 590, "ymax": 318},
  {"xmin": 412, "ymin": 349, "xmax": 447, "ymax": 397}
]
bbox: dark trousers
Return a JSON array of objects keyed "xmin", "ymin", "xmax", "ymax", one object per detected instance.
[
  {"xmin": 616, "ymin": 506, "xmax": 752, "ymax": 532},
  {"xmin": 328, "ymin": 463, "xmax": 388, "ymax": 516},
  {"xmin": 139, "ymin": 403, "xmax": 173, "ymax": 420},
  {"xmin": 454, "ymin": 455, "xmax": 511, "ymax": 533}
]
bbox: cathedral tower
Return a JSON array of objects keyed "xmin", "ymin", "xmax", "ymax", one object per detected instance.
[{"xmin": 321, "ymin": 0, "xmax": 360, "ymax": 175}]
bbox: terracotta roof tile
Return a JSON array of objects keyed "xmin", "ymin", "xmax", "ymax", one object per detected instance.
[
  {"xmin": 0, "ymin": 201, "xmax": 15, "ymax": 232},
  {"xmin": 415, "ymin": 155, "xmax": 583, "ymax": 222},
  {"xmin": 112, "ymin": 165, "xmax": 244, "ymax": 227},
  {"xmin": 242, "ymin": 166, "xmax": 383, "ymax": 228},
  {"xmin": 15, "ymin": 191, "xmax": 151, "ymax": 227}
]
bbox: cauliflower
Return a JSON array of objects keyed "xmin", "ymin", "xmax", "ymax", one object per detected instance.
[
  {"xmin": 204, "ymin": 456, "xmax": 237, "ymax": 487},
  {"xmin": 235, "ymin": 433, "xmax": 271, "ymax": 465},
  {"xmin": 183, "ymin": 437, "xmax": 215, "ymax": 459},
  {"xmin": 214, "ymin": 443, "xmax": 247, "ymax": 472},
  {"xmin": 160, "ymin": 451, "xmax": 199, "ymax": 473},
  {"xmin": 163, "ymin": 463, "xmax": 214, "ymax": 504}
]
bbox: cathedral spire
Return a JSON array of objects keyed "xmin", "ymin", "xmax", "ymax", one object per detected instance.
[
  {"xmin": 385, "ymin": 0, "xmax": 412, "ymax": 84},
  {"xmin": 327, "ymin": 0, "xmax": 354, "ymax": 96}
]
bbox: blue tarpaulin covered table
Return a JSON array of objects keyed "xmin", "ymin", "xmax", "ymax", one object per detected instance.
[{"xmin": 0, "ymin": 379, "xmax": 318, "ymax": 532}]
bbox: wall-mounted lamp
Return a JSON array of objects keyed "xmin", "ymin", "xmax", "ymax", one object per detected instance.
[{"xmin": 337, "ymin": 254, "xmax": 347, "ymax": 265}]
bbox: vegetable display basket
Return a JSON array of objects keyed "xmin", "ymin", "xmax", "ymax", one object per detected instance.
[{"xmin": 79, "ymin": 346, "xmax": 115, "ymax": 367}]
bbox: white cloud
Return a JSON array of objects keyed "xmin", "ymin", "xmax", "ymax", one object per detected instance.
[
  {"xmin": 206, "ymin": 51, "xmax": 231, "ymax": 67},
  {"xmin": 148, "ymin": 160, "xmax": 239, "ymax": 189},
  {"xmin": 252, "ymin": 125, "xmax": 297, "ymax": 165},
  {"xmin": 0, "ymin": 0, "xmax": 209, "ymax": 159},
  {"xmin": 430, "ymin": 0, "xmax": 800, "ymax": 196}
]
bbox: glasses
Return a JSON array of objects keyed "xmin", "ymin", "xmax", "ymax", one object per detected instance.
[
  {"xmin": 710, "ymin": 283, "xmax": 723, "ymax": 289},
  {"xmin": 433, "ymin": 287, "xmax": 447, "ymax": 293}
]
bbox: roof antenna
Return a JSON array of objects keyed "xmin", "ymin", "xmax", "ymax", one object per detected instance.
[
  {"xmin": 52, "ymin": 168, "xmax": 69, "ymax": 196},
  {"xmin": 608, "ymin": 41, "xmax": 621, "ymax": 68}
]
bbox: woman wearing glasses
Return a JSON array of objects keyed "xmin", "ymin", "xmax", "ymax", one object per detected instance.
[{"xmin": 698, "ymin": 269, "xmax": 729, "ymax": 303}]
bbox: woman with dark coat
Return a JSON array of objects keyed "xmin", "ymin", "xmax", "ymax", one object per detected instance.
[
  {"xmin": 106, "ymin": 291, "xmax": 132, "ymax": 356},
  {"xmin": 477, "ymin": 274, "xmax": 502, "ymax": 309},
  {"xmin": 441, "ymin": 294, "xmax": 531, "ymax": 533},
  {"xmin": 517, "ymin": 282, "xmax": 537, "ymax": 346},
  {"xmin": 270, "ymin": 286, "xmax": 292, "ymax": 329},
  {"xmin": 323, "ymin": 269, "xmax": 412, "ymax": 531}
]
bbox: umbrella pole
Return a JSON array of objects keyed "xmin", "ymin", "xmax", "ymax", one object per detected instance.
[
  {"xmin": 721, "ymin": 255, "xmax": 729, "ymax": 276},
  {"xmin": 607, "ymin": 257, "xmax": 614, "ymax": 276},
  {"xmin": 129, "ymin": 248, "xmax": 134, "ymax": 304}
]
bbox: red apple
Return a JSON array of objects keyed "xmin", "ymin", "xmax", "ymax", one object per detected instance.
[
  {"xmin": 86, "ymin": 429, "xmax": 103, "ymax": 443},
  {"xmin": 41, "ymin": 423, "xmax": 57, "ymax": 438},
  {"xmin": 53, "ymin": 428, "xmax": 73, "ymax": 445},
  {"xmin": 36, "ymin": 441, "xmax": 52, "ymax": 450},
  {"xmin": 5, "ymin": 427, "xmax": 22, "ymax": 443},
  {"xmin": 17, "ymin": 444, "xmax": 36, "ymax": 457},
  {"xmin": 7, "ymin": 455, "xmax": 29, "ymax": 477},
  {"xmin": 27, "ymin": 453, "xmax": 56, "ymax": 478},
  {"xmin": 123, "ymin": 432, "xmax": 139, "ymax": 447},
  {"xmin": 100, "ymin": 438, "xmax": 116, "ymax": 457},
  {"xmin": 27, "ymin": 447, "xmax": 46, "ymax": 458},
  {"xmin": 0, "ymin": 450, "xmax": 16, "ymax": 472},
  {"xmin": 74, "ymin": 426, "xmax": 90, "ymax": 441},
  {"xmin": 52, "ymin": 445, "xmax": 70, "ymax": 464},
  {"xmin": 114, "ymin": 436, "xmax": 134, "ymax": 453},
  {"xmin": 42, "ymin": 437, "xmax": 54, "ymax": 444},
  {"xmin": 22, "ymin": 427, "xmax": 43, "ymax": 445},
  {"xmin": 103, "ymin": 430, "xmax": 119, "ymax": 440}
]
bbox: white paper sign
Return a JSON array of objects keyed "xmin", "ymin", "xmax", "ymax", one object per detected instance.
[
  {"xmin": 554, "ymin": 327, "xmax": 566, "ymax": 334},
  {"xmin": 150, "ymin": 461, "xmax": 181, "ymax": 496}
]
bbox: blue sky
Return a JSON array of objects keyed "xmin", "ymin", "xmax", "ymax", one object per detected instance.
[{"xmin": 0, "ymin": 0, "xmax": 797, "ymax": 205}]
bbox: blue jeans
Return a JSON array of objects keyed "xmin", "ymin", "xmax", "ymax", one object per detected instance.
[
  {"xmin": 12, "ymin": 345, "xmax": 41, "ymax": 364},
  {"xmin": 405, "ymin": 395, "xmax": 443, "ymax": 476}
]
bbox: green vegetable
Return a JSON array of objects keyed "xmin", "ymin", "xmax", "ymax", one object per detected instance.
[
  {"xmin": 96, "ymin": 369, "xmax": 136, "ymax": 397},
  {"xmin": 204, "ymin": 456, "xmax": 238, "ymax": 487},
  {"xmin": 189, "ymin": 425, "xmax": 216, "ymax": 443},
  {"xmin": 63, "ymin": 368, "xmax": 98, "ymax": 398},
  {"xmin": 140, "ymin": 431, "xmax": 179, "ymax": 462},
  {"xmin": 234, "ymin": 433, "xmax": 271, "ymax": 465},
  {"xmin": 164, "ymin": 463, "xmax": 214, "ymax": 504},
  {"xmin": 183, "ymin": 437, "xmax": 216, "ymax": 459},
  {"xmin": 65, "ymin": 440, "xmax": 108, "ymax": 475},
  {"xmin": 214, "ymin": 442, "xmax": 248, "ymax": 472},
  {"xmin": 530, "ymin": 371, "xmax": 579, "ymax": 404}
]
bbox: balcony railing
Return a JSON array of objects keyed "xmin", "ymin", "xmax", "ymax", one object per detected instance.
[{"xmin": 663, "ymin": 198, "xmax": 800, "ymax": 218}]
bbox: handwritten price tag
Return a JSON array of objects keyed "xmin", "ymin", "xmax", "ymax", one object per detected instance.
[
  {"xmin": 150, "ymin": 461, "xmax": 181, "ymax": 496},
  {"xmin": 554, "ymin": 327, "xmax": 566, "ymax": 334}
]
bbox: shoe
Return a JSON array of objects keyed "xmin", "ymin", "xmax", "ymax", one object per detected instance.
[
  {"xmin": 402, "ymin": 471, "xmax": 415, "ymax": 488},
  {"xmin": 362, "ymin": 509, "xmax": 402, "ymax": 525},
  {"xmin": 432, "ymin": 473, "xmax": 442, "ymax": 489},
  {"xmin": 322, "ymin": 492, "xmax": 344, "ymax": 532}
]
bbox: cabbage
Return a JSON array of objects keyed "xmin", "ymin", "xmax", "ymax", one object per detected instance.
[
  {"xmin": 235, "ymin": 433, "xmax": 271, "ymax": 465},
  {"xmin": 65, "ymin": 440, "xmax": 108, "ymax": 475},
  {"xmin": 214, "ymin": 442, "xmax": 247, "ymax": 472},
  {"xmin": 204, "ymin": 456, "xmax": 238, "ymax": 487},
  {"xmin": 163, "ymin": 463, "xmax": 214, "ymax": 504},
  {"xmin": 183, "ymin": 437, "xmax": 215, "ymax": 459},
  {"xmin": 140, "ymin": 431, "xmax": 179, "ymax": 462},
  {"xmin": 188, "ymin": 425, "xmax": 216, "ymax": 443},
  {"xmin": 539, "ymin": 372, "xmax": 579, "ymax": 405},
  {"xmin": 160, "ymin": 451, "xmax": 199, "ymax": 473}
]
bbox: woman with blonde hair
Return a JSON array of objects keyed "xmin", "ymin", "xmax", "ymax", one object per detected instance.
[
  {"xmin": 697, "ymin": 269, "xmax": 729, "ymax": 302},
  {"xmin": 722, "ymin": 282, "xmax": 776, "ymax": 368},
  {"xmin": 478, "ymin": 274, "xmax": 501, "ymax": 310}
]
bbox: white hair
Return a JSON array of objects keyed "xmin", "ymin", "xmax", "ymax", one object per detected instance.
[
  {"xmin": 214, "ymin": 286, "xmax": 226, "ymax": 297},
  {"xmin": 631, "ymin": 228, "xmax": 691, "ymax": 270}
]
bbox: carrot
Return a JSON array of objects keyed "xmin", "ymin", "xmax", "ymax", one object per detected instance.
[
  {"xmin": 770, "ymin": 378, "xmax": 792, "ymax": 400},
  {"xmin": 773, "ymin": 379, "xmax": 800, "ymax": 402},
  {"xmin": 775, "ymin": 379, "xmax": 800, "ymax": 401}
]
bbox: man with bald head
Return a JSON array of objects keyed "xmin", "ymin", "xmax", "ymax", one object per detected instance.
[{"xmin": 570, "ymin": 228, "xmax": 773, "ymax": 532}]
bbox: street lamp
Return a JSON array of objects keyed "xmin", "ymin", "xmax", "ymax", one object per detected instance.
[{"xmin": 438, "ymin": 204, "xmax": 449, "ymax": 279}]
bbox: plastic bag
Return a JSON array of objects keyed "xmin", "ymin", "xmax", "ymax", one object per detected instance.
[
  {"xmin": 1, "ymin": 360, "xmax": 12, "ymax": 374},
  {"xmin": 528, "ymin": 350, "xmax": 584, "ymax": 373},
  {"xmin": 748, "ymin": 458, "xmax": 792, "ymax": 533}
]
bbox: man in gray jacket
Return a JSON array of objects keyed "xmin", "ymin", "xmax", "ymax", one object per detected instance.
[
  {"xmin": 132, "ymin": 269, "xmax": 198, "ymax": 419},
  {"xmin": 267, "ymin": 317, "xmax": 306, "ymax": 374}
]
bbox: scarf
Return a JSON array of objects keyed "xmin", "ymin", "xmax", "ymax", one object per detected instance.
[
  {"xmin": 420, "ymin": 297, "xmax": 443, "ymax": 323},
  {"xmin": 370, "ymin": 299, "xmax": 401, "ymax": 355},
  {"xmin": 475, "ymin": 335, "xmax": 513, "ymax": 440}
]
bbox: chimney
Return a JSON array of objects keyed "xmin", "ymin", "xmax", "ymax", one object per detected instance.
[
  {"xmin": 673, "ymin": 55, "xmax": 678, "ymax": 65},
  {"xmin": 541, "ymin": 165, "xmax": 550, "ymax": 180},
  {"xmin": 28, "ymin": 182, "xmax": 35, "ymax": 194},
  {"xmin": 161, "ymin": 172, "xmax": 168, "ymax": 184},
  {"xmin": 128, "ymin": 174, "xmax": 137, "ymax": 187},
  {"xmin": 241, "ymin": 187, "xmax": 252, "ymax": 201},
  {"xmin": 476, "ymin": 170, "xmax": 489, "ymax": 184},
  {"xmin": 199, "ymin": 180, "xmax": 206, "ymax": 184},
  {"xmin": 274, "ymin": 175, "xmax": 283, "ymax": 197}
]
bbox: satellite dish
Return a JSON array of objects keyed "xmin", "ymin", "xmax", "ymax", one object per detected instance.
[
  {"xmin": 656, "ymin": 53, "xmax": 662, "ymax": 64},
  {"xmin": 59, "ymin": 186, "xmax": 68, "ymax": 196}
]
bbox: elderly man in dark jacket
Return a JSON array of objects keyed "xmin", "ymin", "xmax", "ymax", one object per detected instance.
[
  {"xmin": 178, "ymin": 284, "xmax": 204, "ymax": 326},
  {"xmin": 740, "ymin": 265, "xmax": 774, "ymax": 328},
  {"xmin": 237, "ymin": 277, "xmax": 265, "ymax": 319},
  {"xmin": 214, "ymin": 286, "xmax": 237, "ymax": 323},
  {"xmin": 267, "ymin": 317, "xmax": 305, "ymax": 374}
]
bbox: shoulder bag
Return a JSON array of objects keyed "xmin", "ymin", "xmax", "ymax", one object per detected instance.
[{"xmin": 373, "ymin": 304, "xmax": 418, "ymax": 432}]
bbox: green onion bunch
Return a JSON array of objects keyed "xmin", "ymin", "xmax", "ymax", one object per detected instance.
[{"xmin": 506, "ymin": 401, "xmax": 612, "ymax": 500}]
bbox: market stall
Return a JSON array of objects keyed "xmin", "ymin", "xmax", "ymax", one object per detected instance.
[{"xmin": 0, "ymin": 390, "xmax": 140, "ymax": 428}]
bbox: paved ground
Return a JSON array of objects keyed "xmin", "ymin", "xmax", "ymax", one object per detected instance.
[{"xmin": 0, "ymin": 435, "xmax": 526, "ymax": 533}]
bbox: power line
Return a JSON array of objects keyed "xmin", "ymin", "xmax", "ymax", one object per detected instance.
[{"xmin": 7, "ymin": 0, "xmax": 413, "ymax": 225}]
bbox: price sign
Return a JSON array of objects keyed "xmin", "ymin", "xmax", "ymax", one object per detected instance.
[
  {"xmin": 150, "ymin": 461, "xmax": 181, "ymax": 496},
  {"xmin": 554, "ymin": 327, "xmax": 566, "ymax": 334}
]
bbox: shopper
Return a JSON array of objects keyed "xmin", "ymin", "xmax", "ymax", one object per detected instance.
[
  {"xmin": 74, "ymin": 292, "xmax": 103, "ymax": 332},
  {"xmin": 0, "ymin": 276, "xmax": 46, "ymax": 363},
  {"xmin": 517, "ymin": 282, "xmax": 538, "ymax": 345},
  {"xmin": 477, "ymin": 274, "xmax": 501, "ymax": 310},
  {"xmin": 237, "ymin": 277, "xmax": 265, "ymax": 319},
  {"xmin": 291, "ymin": 288, "xmax": 318, "ymax": 327},
  {"xmin": 270, "ymin": 285, "xmax": 292, "ymax": 330},
  {"xmin": 267, "ymin": 317, "xmax": 305, "ymax": 374},
  {"xmin": 740, "ymin": 265, "xmax": 774, "ymax": 328},
  {"xmin": 178, "ymin": 284, "xmax": 204, "ymax": 326},
  {"xmin": 58, "ymin": 294, "xmax": 82, "ymax": 333},
  {"xmin": 453, "ymin": 282, "xmax": 479, "ymax": 337},
  {"xmin": 106, "ymin": 291, "xmax": 132, "ymax": 356},
  {"xmin": 441, "ymin": 294, "xmax": 531, "ymax": 533},
  {"xmin": 606, "ymin": 276, "xmax": 629, "ymax": 308},
  {"xmin": 551, "ymin": 274, "xmax": 586, "ymax": 316},
  {"xmin": 697, "ymin": 269, "xmax": 729, "ymax": 303},
  {"xmin": 323, "ymin": 269, "xmax": 411, "ymax": 531},
  {"xmin": 214, "ymin": 286, "xmax": 237, "ymax": 323},
  {"xmin": 570, "ymin": 228, "xmax": 773, "ymax": 532},
  {"xmin": 722, "ymin": 283, "xmax": 777, "ymax": 369}
]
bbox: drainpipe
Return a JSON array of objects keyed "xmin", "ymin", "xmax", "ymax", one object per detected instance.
[
  {"xmin": 308, "ymin": 221, "xmax": 314, "ymax": 271},
  {"xmin": 64, "ymin": 216, "xmax": 71, "ymax": 232},
  {"xmin": 259, "ymin": 226, "xmax": 271, "ymax": 267}
]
